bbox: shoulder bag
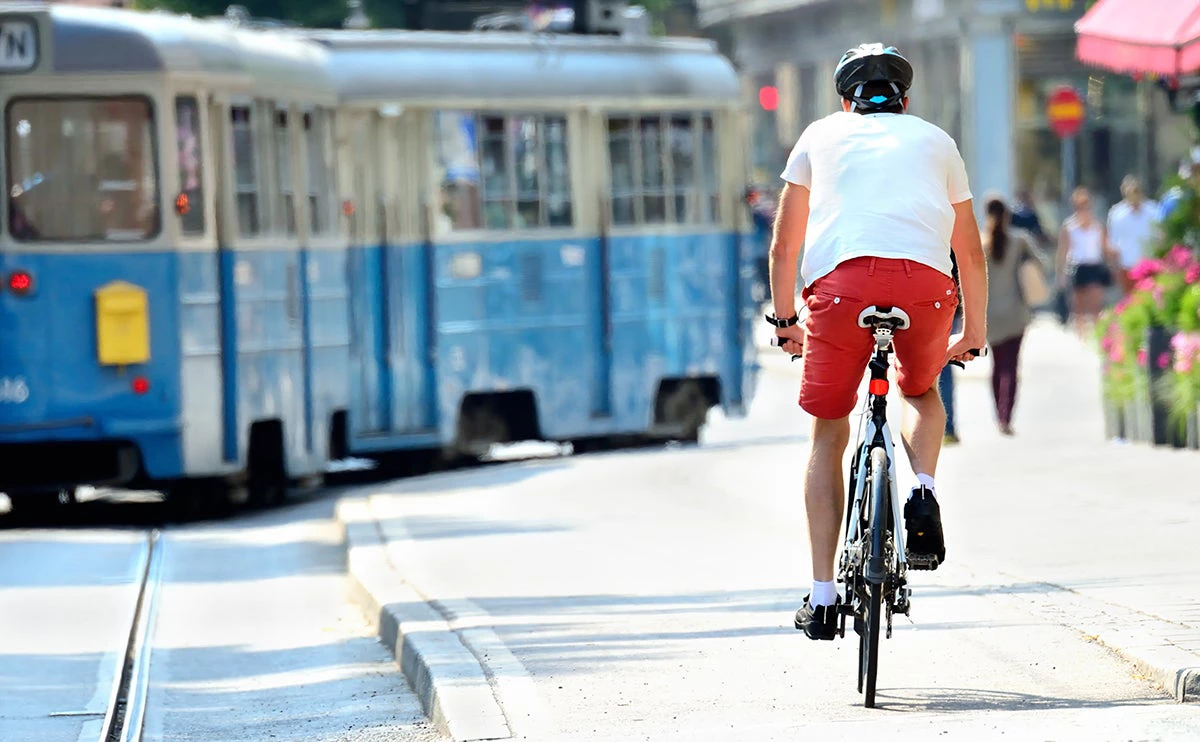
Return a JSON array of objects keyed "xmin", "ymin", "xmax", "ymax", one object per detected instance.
[{"xmin": 1017, "ymin": 238, "xmax": 1050, "ymax": 307}]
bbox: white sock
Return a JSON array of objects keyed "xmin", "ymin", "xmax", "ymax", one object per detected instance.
[
  {"xmin": 811, "ymin": 579, "xmax": 838, "ymax": 607},
  {"xmin": 909, "ymin": 473, "xmax": 937, "ymax": 500}
]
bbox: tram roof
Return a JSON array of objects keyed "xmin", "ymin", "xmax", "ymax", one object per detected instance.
[
  {"xmin": 303, "ymin": 29, "xmax": 742, "ymax": 103},
  {"xmin": 1, "ymin": 4, "xmax": 333, "ymax": 90}
]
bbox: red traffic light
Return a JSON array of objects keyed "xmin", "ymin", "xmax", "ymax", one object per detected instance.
[{"xmin": 759, "ymin": 85, "xmax": 779, "ymax": 112}]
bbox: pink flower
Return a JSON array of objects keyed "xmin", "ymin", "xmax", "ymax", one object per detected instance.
[
  {"xmin": 1188, "ymin": 265, "xmax": 1200, "ymax": 284},
  {"xmin": 1171, "ymin": 331, "xmax": 1200, "ymax": 374},
  {"xmin": 1135, "ymin": 278, "xmax": 1158, "ymax": 293},
  {"xmin": 1129, "ymin": 259, "xmax": 1165, "ymax": 282},
  {"xmin": 1166, "ymin": 245, "xmax": 1194, "ymax": 269},
  {"xmin": 1158, "ymin": 352, "xmax": 1172, "ymax": 370},
  {"xmin": 1109, "ymin": 346, "xmax": 1125, "ymax": 364},
  {"xmin": 1137, "ymin": 348, "xmax": 1148, "ymax": 366}
]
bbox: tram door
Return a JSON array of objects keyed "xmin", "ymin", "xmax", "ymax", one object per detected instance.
[
  {"xmin": 209, "ymin": 98, "xmax": 240, "ymax": 463},
  {"xmin": 582, "ymin": 109, "xmax": 614, "ymax": 418},
  {"xmin": 342, "ymin": 111, "xmax": 389, "ymax": 435}
]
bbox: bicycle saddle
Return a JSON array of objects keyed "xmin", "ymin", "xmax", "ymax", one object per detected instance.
[{"xmin": 857, "ymin": 305, "xmax": 911, "ymax": 330}]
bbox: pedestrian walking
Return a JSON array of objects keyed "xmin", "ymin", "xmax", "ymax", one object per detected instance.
[
  {"xmin": 1010, "ymin": 188, "xmax": 1051, "ymax": 252},
  {"xmin": 746, "ymin": 186, "xmax": 776, "ymax": 302},
  {"xmin": 984, "ymin": 196, "xmax": 1042, "ymax": 435},
  {"xmin": 1106, "ymin": 175, "xmax": 1160, "ymax": 295},
  {"xmin": 1056, "ymin": 186, "xmax": 1115, "ymax": 338}
]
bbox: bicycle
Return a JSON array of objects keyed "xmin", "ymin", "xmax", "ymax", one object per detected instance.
[{"xmin": 772, "ymin": 304, "xmax": 983, "ymax": 708}]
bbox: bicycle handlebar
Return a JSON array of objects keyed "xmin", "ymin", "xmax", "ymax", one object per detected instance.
[{"xmin": 769, "ymin": 337, "xmax": 986, "ymax": 369}]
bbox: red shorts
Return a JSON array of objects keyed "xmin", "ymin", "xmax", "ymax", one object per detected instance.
[{"xmin": 799, "ymin": 256, "xmax": 959, "ymax": 420}]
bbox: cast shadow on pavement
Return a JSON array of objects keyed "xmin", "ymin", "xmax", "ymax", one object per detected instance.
[{"xmin": 871, "ymin": 686, "xmax": 1169, "ymax": 713}]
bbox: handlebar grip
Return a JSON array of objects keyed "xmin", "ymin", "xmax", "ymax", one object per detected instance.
[
  {"xmin": 769, "ymin": 336, "xmax": 803, "ymax": 362},
  {"xmin": 948, "ymin": 347, "xmax": 987, "ymax": 369}
]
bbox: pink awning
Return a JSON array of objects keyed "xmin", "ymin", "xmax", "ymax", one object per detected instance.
[{"xmin": 1075, "ymin": 0, "xmax": 1200, "ymax": 77}]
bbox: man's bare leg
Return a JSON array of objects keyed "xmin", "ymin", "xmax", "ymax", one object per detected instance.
[
  {"xmin": 806, "ymin": 415, "xmax": 851, "ymax": 582},
  {"xmin": 900, "ymin": 387, "xmax": 945, "ymax": 478},
  {"xmin": 899, "ymin": 386, "xmax": 948, "ymax": 567}
]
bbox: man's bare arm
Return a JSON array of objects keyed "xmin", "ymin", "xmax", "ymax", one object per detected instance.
[
  {"xmin": 949, "ymin": 199, "xmax": 988, "ymax": 350},
  {"xmin": 768, "ymin": 182, "xmax": 811, "ymax": 320}
]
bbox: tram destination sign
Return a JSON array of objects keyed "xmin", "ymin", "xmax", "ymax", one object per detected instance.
[{"xmin": 0, "ymin": 18, "xmax": 38, "ymax": 73}]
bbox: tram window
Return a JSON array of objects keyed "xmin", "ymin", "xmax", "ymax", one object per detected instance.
[
  {"xmin": 433, "ymin": 111, "xmax": 480, "ymax": 233},
  {"xmin": 6, "ymin": 97, "xmax": 159, "ymax": 242},
  {"xmin": 434, "ymin": 111, "xmax": 573, "ymax": 233},
  {"xmin": 174, "ymin": 96, "xmax": 205, "ymax": 236},
  {"xmin": 669, "ymin": 114, "xmax": 696, "ymax": 224},
  {"xmin": 607, "ymin": 117, "xmax": 637, "ymax": 226},
  {"xmin": 231, "ymin": 105, "xmax": 262, "ymax": 237},
  {"xmin": 304, "ymin": 110, "xmax": 332, "ymax": 234},
  {"xmin": 274, "ymin": 109, "xmax": 296, "ymax": 236},
  {"xmin": 544, "ymin": 116, "xmax": 572, "ymax": 228},
  {"xmin": 699, "ymin": 114, "xmax": 719, "ymax": 223},
  {"xmin": 514, "ymin": 116, "xmax": 540, "ymax": 229},
  {"xmin": 639, "ymin": 116, "xmax": 666, "ymax": 224},
  {"xmin": 480, "ymin": 115, "xmax": 512, "ymax": 229}
]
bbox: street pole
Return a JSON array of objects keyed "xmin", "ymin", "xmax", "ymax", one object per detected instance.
[{"xmin": 1061, "ymin": 134, "xmax": 1076, "ymax": 216}]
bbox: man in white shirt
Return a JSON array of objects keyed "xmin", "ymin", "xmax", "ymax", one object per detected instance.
[
  {"xmin": 765, "ymin": 43, "xmax": 988, "ymax": 640},
  {"xmin": 1107, "ymin": 175, "xmax": 1160, "ymax": 295}
]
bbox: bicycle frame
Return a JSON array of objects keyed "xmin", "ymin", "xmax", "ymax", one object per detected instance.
[
  {"xmin": 821, "ymin": 309, "xmax": 980, "ymax": 707},
  {"xmin": 839, "ymin": 325, "xmax": 909, "ymax": 608}
]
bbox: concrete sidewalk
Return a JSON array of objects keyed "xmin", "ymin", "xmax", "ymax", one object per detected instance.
[
  {"xmin": 335, "ymin": 316, "xmax": 1200, "ymax": 741},
  {"xmin": 935, "ymin": 315, "xmax": 1200, "ymax": 701}
]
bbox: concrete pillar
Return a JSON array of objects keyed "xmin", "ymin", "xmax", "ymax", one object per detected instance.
[
  {"xmin": 813, "ymin": 59, "xmax": 837, "ymax": 120},
  {"xmin": 960, "ymin": 5, "xmax": 1018, "ymax": 218},
  {"xmin": 775, "ymin": 62, "xmax": 799, "ymax": 148}
]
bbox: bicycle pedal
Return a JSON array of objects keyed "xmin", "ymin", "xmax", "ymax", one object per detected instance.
[{"xmin": 907, "ymin": 553, "xmax": 940, "ymax": 571}]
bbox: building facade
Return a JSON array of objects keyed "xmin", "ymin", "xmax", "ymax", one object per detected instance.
[{"xmin": 699, "ymin": 0, "xmax": 1191, "ymax": 228}]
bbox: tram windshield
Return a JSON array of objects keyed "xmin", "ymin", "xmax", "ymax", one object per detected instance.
[{"xmin": 6, "ymin": 96, "xmax": 160, "ymax": 243}]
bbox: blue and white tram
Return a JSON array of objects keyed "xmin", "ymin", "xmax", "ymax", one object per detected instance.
[
  {"xmin": 0, "ymin": 4, "xmax": 760, "ymax": 512},
  {"xmin": 0, "ymin": 5, "xmax": 346, "ymax": 508},
  {"xmin": 311, "ymin": 28, "xmax": 760, "ymax": 457}
]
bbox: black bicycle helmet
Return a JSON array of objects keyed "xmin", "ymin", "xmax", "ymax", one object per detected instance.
[{"xmin": 834, "ymin": 43, "xmax": 914, "ymax": 112}]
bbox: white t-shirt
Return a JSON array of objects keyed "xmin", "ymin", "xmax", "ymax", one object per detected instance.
[
  {"xmin": 779, "ymin": 111, "xmax": 973, "ymax": 287},
  {"xmin": 1106, "ymin": 200, "xmax": 1159, "ymax": 269},
  {"xmin": 1064, "ymin": 216, "xmax": 1105, "ymax": 265}
]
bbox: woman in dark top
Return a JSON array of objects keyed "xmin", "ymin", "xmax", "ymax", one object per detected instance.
[{"xmin": 984, "ymin": 197, "xmax": 1042, "ymax": 435}]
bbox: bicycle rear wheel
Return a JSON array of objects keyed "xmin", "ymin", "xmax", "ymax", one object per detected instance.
[{"xmin": 859, "ymin": 446, "xmax": 889, "ymax": 708}]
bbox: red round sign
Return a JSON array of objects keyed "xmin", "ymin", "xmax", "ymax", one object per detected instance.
[{"xmin": 1047, "ymin": 85, "xmax": 1085, "ymax": 139}]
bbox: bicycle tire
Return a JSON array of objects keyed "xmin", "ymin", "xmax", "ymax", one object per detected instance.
[{"xmin": 863, "ymin": 445, "xmax": 890, "ymax": 708}]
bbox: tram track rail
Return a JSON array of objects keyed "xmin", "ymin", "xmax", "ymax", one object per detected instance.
[{"xmin": 97, "ymin": 530, "xmax": 163, "ymax": 742}]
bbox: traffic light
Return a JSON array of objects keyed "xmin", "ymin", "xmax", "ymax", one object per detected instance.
[{"xmin": 759, "ymin": 85, "xmax": 779, "ymax": 112}]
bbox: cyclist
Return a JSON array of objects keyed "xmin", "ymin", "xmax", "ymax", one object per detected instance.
[{"xmin": 765, "ymin": 44, "xmax": 988, "ymax": 640}]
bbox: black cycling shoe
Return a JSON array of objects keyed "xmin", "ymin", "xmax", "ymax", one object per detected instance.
[
  {"xmin": 794, "ymin": 594, "xmax": 840, "ymax": 640},
  {"xmin": 904, "ymin": 486, "xmax": 945, "ymax": 570}
]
